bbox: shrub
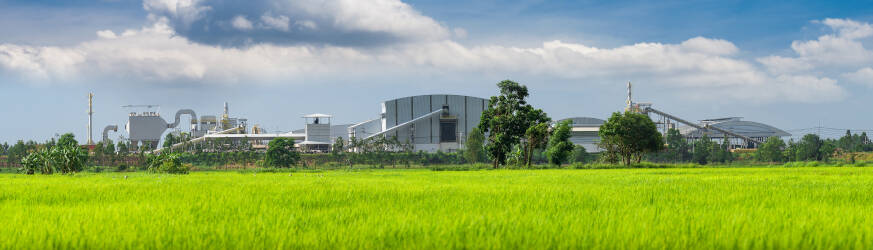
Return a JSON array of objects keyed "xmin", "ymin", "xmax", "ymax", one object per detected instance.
[
  {"xmin": 19, "ymin": 145, "xmax": 87, "ymax": 175},
  {"xmin": 146, "ymin": 153, "xmax": 189, "ymax": 174}
]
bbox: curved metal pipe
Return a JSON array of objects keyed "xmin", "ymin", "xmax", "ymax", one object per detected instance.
[
  {"xmin": 167, "ymin": 109, "xmax": 197, "ymax": 129},
  {"xmin": 103, "ymin": 125, "xmax": 118, "ymax": 143}
]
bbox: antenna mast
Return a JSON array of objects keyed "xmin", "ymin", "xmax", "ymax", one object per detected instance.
[{"xmin": 87, "ymin": 93, "xmax": 94, "ymax": 145}]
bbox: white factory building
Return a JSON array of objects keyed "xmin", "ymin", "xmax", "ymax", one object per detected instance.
[
  {"xmin": 557, "ymin": 117, "xmax": 605, "ymax": 153},
  {"xmin": 349, "ymin": 94, "xmax": 488, "ymax": 153}
]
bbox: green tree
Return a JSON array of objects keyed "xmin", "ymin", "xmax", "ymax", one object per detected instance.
[
  {"xmin": 819, "ymin": 140, "xmax": 837, "ymax": 162},
  {"xmin": 58, "ymin": 133, "xmax": 78, "ymax": 148},
  {"xmin": 478, "ymin": 80, "xmax": 550, "ymax": 168},
  {"xmin": 464, "ymin": 127, "xmax": 486, "ymax": 164},
  {"xmin": 265, "ymin": 138, "xmax": 299, "ymax": 168},
  {"xmin": 163, "ymin": 133, "xmax": 177, "ymax": 149},
  {"xmin": 103, "ymin": 139, "xmax": 116, "ymax": 155},
  {"xmin": 756, "ymin": 136, "xmax": 786, "ymax": 163},
  {"xmin": 796, "ymin": 134, "xmax": 822, "ymax": 161},
  {"xmin": 571, "ymin": 145, "xmax": 590, "ymax": 164},
  {"xmin": 116, "ymin": 141, "xmax": 129, "ymax": 155},
  {"xmin": 333, "ymin": 137, "xmax": 345, "ymax": 153},
  {"xmin": 524, "ymin": 122, "xmax": 550, "ymax": 166},
  {"xmin": 706, "ymin": 137, "xmax": 733, "ymax": 164},
  {"xmin": 720, "ymin": 137, "xmax": 733, "ymax": 163},
  {"xmin": 664, "ymin": 128, "xmax": 690, "ymax": 162},
  {"xmin": 692, "ymin": 135, "xmax": 712, "ymax": 165},
  {"xmin": 783, "ymin": 139, "xmax": 797, "ymax": 162},
  {"xmin": 546, "ymin": 120, "xmax": 574, "ymax": 165},
  {"xmin": 598, "ymin": 111, "xmax": 664, "ymax": 165}
]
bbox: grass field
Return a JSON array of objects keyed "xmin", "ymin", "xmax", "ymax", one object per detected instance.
[{"xmin": 3, "ymin": 167, "xmax": 873, "ymax": 249}]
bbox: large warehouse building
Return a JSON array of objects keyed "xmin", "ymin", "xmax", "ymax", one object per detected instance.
[
  {"xmin": 557, "ymin": 117, "xmax": 606, "ymax": 153},
  {"xmin": 349, "ymin": 94, "xmax": 488, "ymax": 153},
  {"xmin": 678, "ymin": 117, "xmax": 791, "ymax": 148}
]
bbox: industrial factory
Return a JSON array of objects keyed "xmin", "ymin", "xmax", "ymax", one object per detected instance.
[{"xmin": 83, "ymin": 82, "xmax": 789, "ymax": 154}]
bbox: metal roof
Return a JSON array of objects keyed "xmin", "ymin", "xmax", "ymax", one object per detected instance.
[
  {"xmin": 302, "ymin": 113, "xmax": 333, "ymax": 118},
  {"xmin": 679, "ymin": 119, "xmax": 791, "ymax": 138}
]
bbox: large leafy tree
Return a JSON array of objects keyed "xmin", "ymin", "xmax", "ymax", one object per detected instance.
[
  {"xmin": 265, "ymin": 138, "xmax": 300, "ymax": 168},
  {"xmin": 664, "ymin": 128, "xmax": 690, "ymax": 162},
  {"xmin": 692, "ymin": 134, "xmax": 712, "ymax": 165},
  {"xmin": 571, "ymin": 145, "xmax": 590, "ymax": 164},
  {"xmin": 795, "ymin": 134, "xmax": 823, "ymax": 161},
  {"xmin": 598, "ymin": 111, "xmax": 664, "ymax": 165},
  {"xmin": 524, "ymin": 122, "xmax": 550, "ymax": 166},
  {"xmin": 58, "ymin": 133, "xmax": 78, "ymax": 148},
  {"xmin": 756, "ymin": 136, "xmax": 786, "ymax": 162},
  {"xmin": 478, "ymin": 80, "xmax": 550, "ymax": 168},
  {"xmin": 464, "ymin": 127, "xmax": 486, "ymax": 164},
  {"xmin": 546, "ymin": 120, "xmax": 574, "ymax": 165}
]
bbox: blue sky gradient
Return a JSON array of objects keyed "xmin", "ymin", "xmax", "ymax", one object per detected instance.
[{"xmin": 1, "ymin": 0, "xmax": 873, "ymax": 143}]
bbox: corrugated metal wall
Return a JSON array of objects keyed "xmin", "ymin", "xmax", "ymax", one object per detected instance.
[
  {"xmin": 412, "ymin": 95, "xmax": 432, "ymax": 144},
  {"xmin": 429, "ymin": 95, "xmax": 447, "ymax": 144},
  {"xmin": 380, "ymin": 94, "xmax": 488, "ymax": 151}
]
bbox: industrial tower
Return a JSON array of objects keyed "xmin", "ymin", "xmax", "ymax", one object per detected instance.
[{"xmin": 87, "ymin": 93, "xmax": 94, "ymax": 145}]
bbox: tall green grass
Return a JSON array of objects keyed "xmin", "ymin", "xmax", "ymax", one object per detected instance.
[{"xmin": 3, "ymin": 168, "xmax": 873, "ymax": 249}]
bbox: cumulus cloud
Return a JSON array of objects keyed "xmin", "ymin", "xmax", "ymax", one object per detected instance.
[
  {"xmin": 260, "ymin": 14, "xmax": 290, "ymax": 31},
  {"xmin": 142, "ymin": 0, "xmax": 450, "ymax": 47},
  {"xmin": 843, "ymin": 67, "xmax": 873, "ymax": 87},
  {"xmin": 231, "ymin": 16, "xmax": 254, "ymax": 31},
  {"xmin": 759, "ymin": 18, "xmax": 873, "ymax": 74},
  {"xmin": 0, "ymin": 3, "xmax": 865, "ymax": 103}
]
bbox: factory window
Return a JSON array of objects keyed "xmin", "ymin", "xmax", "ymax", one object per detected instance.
[{"xmin": 440, "ymin": 120, "xmax": 457, "ymax": 142}]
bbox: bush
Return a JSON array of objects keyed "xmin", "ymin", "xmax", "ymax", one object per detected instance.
[
  {"xmin": 116, "ymin": 164, "xmax": 129, "ymax": 172},
  {"xmin": 19, "ymin": 145, "xmax": 88, "ymax": 175},
  {"xmin": 146, "ymin": 153, "xmax": 189, "ymax": 174}
]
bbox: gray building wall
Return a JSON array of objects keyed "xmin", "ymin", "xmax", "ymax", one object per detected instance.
[{"xmin": 381, "ymin": 94, "xmax": 488, "ymax": 152}]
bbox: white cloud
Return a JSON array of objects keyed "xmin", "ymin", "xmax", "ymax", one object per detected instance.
[
  {"xmin": 295, "ymin": 20, "xmax": 318, "ymax": 30},
  {"xmin": 2, "ymin": 5, "xmax": 867, "ymax": 104},
  {"xmin": 759, "ymin": 17, "xmax": 873, "ymax": 73},
  {"xmin": 820, "ymin": 18, "xmax": 873, "ymax": 40},
  {"xmin": 0, "ymin": 44, "xmax": 85, "ymax": 80},
  {"xmin": 231, "ymin": 16, "xmax": 253, "ymax": 31},
  {"xmin": 679, "ymin": 37, "xmax": 738, "ymax": 55},
  {"xmin": 142, "ymin": 0, "xmax": 450, "ymax": 46},
  {"xmin": 260, "ymin": 14, "xmax": 290, "ymax": 31},
  {"xmin": 96, "ymin": 30, "xmax": 118, "ymax": 39},
  {"xmin": 756, "ymin": 55, "xmax": 813, "ymax": 74},
  {"xmin": 843, "ymin": 67, "xmax": 873, "ymax": 87},
  {"xmin": 142, "ymin": 0, "xmax": 209, "ymax": 28},
  {"xmin": 0, "ymin": 22, "xmax": 847, "ymax": 103}
]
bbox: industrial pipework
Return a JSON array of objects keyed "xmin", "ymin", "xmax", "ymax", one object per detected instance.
[
  {"xmin": 167, "ymin": 109, "xmax": 198, "ymax": 130},
  {"xmin": 103, "ymin": 125, "xmax": 118, "ymax": 143}
]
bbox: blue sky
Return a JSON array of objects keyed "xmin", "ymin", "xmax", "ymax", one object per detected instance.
[{"xmin": 2, "ymin": 0, "xmax": 873, "ymax": 144}]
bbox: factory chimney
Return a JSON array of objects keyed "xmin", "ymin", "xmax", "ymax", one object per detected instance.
[
  {"xmin": 625, "ymin": 81, "xmax": 632, "ymax": 111},
  {"xmin": 87, "ymin": 93, "xmax": 94, "ymax": 145}
]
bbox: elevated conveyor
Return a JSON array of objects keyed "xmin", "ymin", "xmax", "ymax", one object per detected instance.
[{"xmin": 642, "ymin": 107, "xmax": 764, "ymax": 146}]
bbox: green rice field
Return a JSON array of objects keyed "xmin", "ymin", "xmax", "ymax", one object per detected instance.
[{"xmin": 2, "ymin": 167, "xmax": 873, "ymax": 249}]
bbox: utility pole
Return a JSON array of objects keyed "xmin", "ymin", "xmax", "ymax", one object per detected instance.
[{"xmin": 87, "ymin": 93, "xmax": 94, "ymax": 145}]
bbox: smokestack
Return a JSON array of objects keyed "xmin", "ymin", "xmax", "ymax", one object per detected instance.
[
  {"xmin": 626, "ymin": 81, "xmax": 632, "ymax": 111},
  {"xmin": 224, "ymin": 102, "xmax": 229, "ymax": 117},
  {"xmin": 87, "ymin": 93, "xmax": 94, "ymax": 145}
]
